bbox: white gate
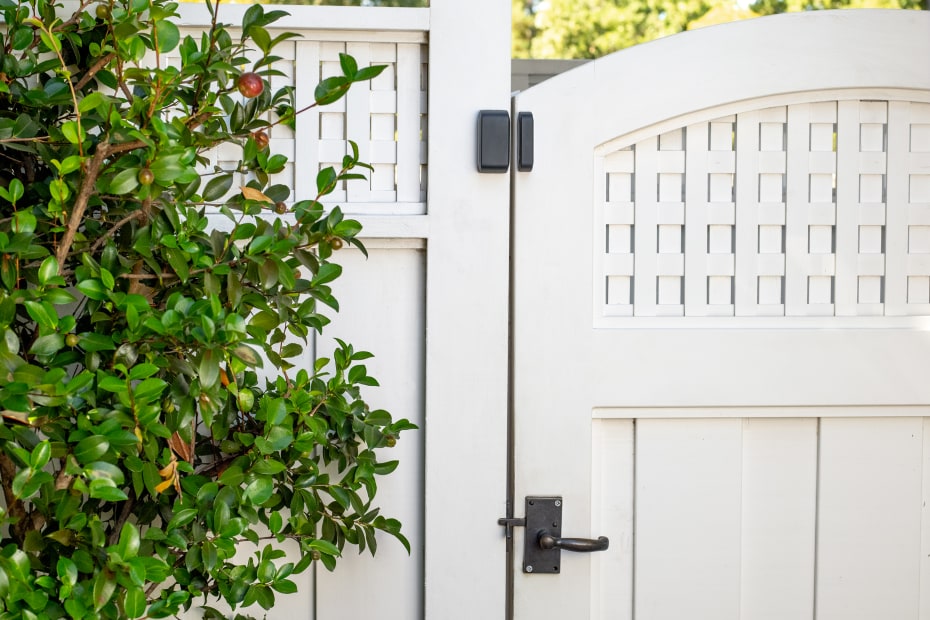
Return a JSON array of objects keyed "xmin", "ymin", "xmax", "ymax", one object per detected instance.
[{"xmin": 512, "ymin": 10, "xmax": 930, "ymax": 620}]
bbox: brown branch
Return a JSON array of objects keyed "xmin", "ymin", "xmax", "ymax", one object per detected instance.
[
  {"xmin": 0, "ymin": 136, "xmax": 50, "ymax": 144},
  {"xmin": 86, "ymin": 209, "xmax": 146, "ymax": 255},
  {"xmin": 74, "ymin": 52, "xmax": 117, "ymax": 91},
  {"xmin": 106, "ymin": 491, "xmax": 136, "ymax": 546},
  {"xmin": 119, "ymin": 272, "xmax": 178, "ymax": 281},
  {"xmin": 0, "ymin": 453, "xmax": 25, "ymax": 541},
  {"xmin": 54, "ymin": 465, "xmax": 73, "ymax": 491},
  {"xmin": 54, "ymin": 139, "xmax": 146, "ymax": 270},
  {"xmin": 54, "ymin": 0, "xmax": 95, "ymax": 32}
]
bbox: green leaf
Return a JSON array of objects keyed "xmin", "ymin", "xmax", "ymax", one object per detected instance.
[
  {"xmin": 89, "ymin": 482, "xmax": 128, "ymax": 502},
  {"xmin": 37, "ymin": 256, "xmax": 58, "ymax": 285},
  {"xmin": 78, "ymin": 92, "xmax": 105, "ymax": 114},
  {"xmin": 24, "ymin": 300, "xmax": 58, "ymax": 332},
  {"xmin": 354, "ymin": 65, "xmax": 387, "ymax": 82},
  {"xmin": 373, "ymin": 460, "xmax": 399, "ymax": 475},
  {"xmin": 314, "ymin": 76, "xmax": 350, "ymax": 106},
  {"xmin": 30, "ymin": 442, "xmax": 51, "ymax": 470},
  {"xmin": 123, "ymin": 586, "xmax": 146, "ymax": 618},
  {"xmin": 339, "ymin": 53, "xmax": 358, "ymax": 78},
  {"xmin": 198, "ymin": 349, "xmax": 219, "ymax": 388},
  {"xmin": 61, "ymin": 121, "xmax": 85, "ymax": 145},
  {"xmin": 38, "ymin": 29, "xmax": 62, "ymax": 54},
  {"xmin": 167, "ymin": 508, "xmax": 198, "ymax": 531},
  {"xmin": 265, "ymin": 426, "xmax": 293, "ymax": 452},
  {"xmin": 93, "ymin": 570, "xmax": 116, "ymax": 611},
  {"xmin": 56, "ymin": 558, "xmax": 78, "ymax": 586},
  {"xmin": 328, "ymin": 485, "xmax": 350, "ymax": 510},
  {"xmin": 255, "ymin": 584, "xmax": 275, "ymax": 610},
  {"xmin": 6, "ymin": 179, "xmax": 24, "ymax": 204},
  {"xmin": 308, "ymin": 539, "xmax": 341, "ymax": 556},
  {"xmin": 109, "ymin": 168, "xmax": 140, "ymax": 195},
  {"xmin": 129, "ymin": 363, "xmax": 160, "ymax": 380},
  {"xmin": 11, "ymin": 27, "xmax": 33, "ymax": 51},
  {"xmin": 316, "ymin": 167, "xmax": 337, "ymax": 194},
  {"xmin": 74, "ymin": 436, "xmax": 109, "ymax": 464},
  {"xmin": 133, "ymin": 377, "xmax": 167, "ymax": 403},
  {"xmin": 155, "ymin": 20, "xmax": 180, "ymax": 53},
  {"xmin": 202, "ymin": 174, "xmax": 234, "ymax": 202},
  {"xmin": 100, "ymin": 267, "xmax": 115, "ymax": 291},
  {"xmin": 312, "ymin": 263, "xmax": 342, "ymax": 286},
  {"xmin": 244, "ymin": 477, "xmax": 273, "ymax": 505},
  {"xmin": 79, "ymin": 333, "xmax": 115, "ymax": 352},
  {"xmin": 57, "ymin": 156, "xmax": 84, "ymax": 176},
  {"xmin": 117, "ymin": 523, "xmax": 140, "ymax": 559},
  {"xmin": 268, "ymin": 511, "xmax": 283, "ymax": 534},
  {"xmin": 164, "ymin": 248, "xmax": 189, "ymax": 282},
  {"xmin": 149, "ymin": 154, "xmax": 186, "ymax": 183},
  {"xmin": 12, "ymin": 211, "xmax": 36, "ymax": 234},
  {"xmin": 29, "ymin": 333, "xmax": 64, "ymax": 357},
  {"xmin": 44, "ymin": 288, "xmax": 77, "ymax": 305},
  {"xmin": 77, "ymin": 278, "xmax": 108, "ymax": 301},
  {"xmin": 231, "ymin": 344, "xmax": 261, "ymax": 367}
]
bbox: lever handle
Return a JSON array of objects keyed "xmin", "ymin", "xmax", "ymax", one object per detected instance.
[{"xmin": 538, "ymin": 530, "xmax": 609, "ymax": 552}]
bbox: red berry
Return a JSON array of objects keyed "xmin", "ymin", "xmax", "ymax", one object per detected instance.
[
  {"xmin": 237, "ymin": 72, "xmax": 264, "ymax": 99},
  {"xmin": 252, "ymin": 130, "xmax": 269, "ymax": 151}
]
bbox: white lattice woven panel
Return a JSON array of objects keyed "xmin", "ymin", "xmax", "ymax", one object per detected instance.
[
  {"xmin": 168, "ymin": 30, "xmax": 428, "ymax": 214},
  {"xmin": 596, "ymin": 99, "xmax": 930, "ymax": 321}
]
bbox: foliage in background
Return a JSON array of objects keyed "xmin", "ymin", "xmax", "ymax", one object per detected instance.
[
  {"xmin": 513, "ymin": 0, "xmax": 926, "ymax": 58},
  {"xmin": 0, "ymin": 0, "xmax": 414, "ymax": 617},
  {"xmin": 264, "ymin": 0, "xmax": 427, "ymax": 6}
]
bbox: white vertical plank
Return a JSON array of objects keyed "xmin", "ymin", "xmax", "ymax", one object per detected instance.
[
  {"xmin": 590, "ymin": 419, "xmax": 634, "ymax": 620},
  {"xmin": 633, "ymin": 137, "xmax": 659, "ymax": 315},
  {"xmin": 685, "ymin": 122, "xmax": 711, "ymax": 316},
  {"xmin": 294, "ymin": 41, "xmax": 321, "ymax": 204},
  {"xmin": 740, "ymin": 418, "xmax": 817, "ymax": 620},
  {"xmin": 817, "ymin": 417, "xmax": 924, "ymax": 620},
  {"xmin": 316, "ymin": 247, "xmax": 426, "ymax": 620},
  {"xmin": 886, "ymin": 102, "xmax": 911, "ymax": 315},
  {"xmin": 635, "ymin": 419, "xmax": 742, "ymax": 620},
  {"xmin": 396, "ymin": 43, "xmax": 422, "ymax": 203},
  {"xmin": 785, "ymin": 104, "xmax": 810, "ymax": 315},
  {"xmin": 345, "ymin": 42, "xmax": 372, "ymax": 203},
  {"xmin": 922, "ymin": 417, "xmax": 930, "ymax": 620},
  {"xmin": 735, "ymin": 111, "xmax": 761, "ymax": 315},
  {"xmin": 424, "ymin": 0, "xmax": 509, "ymax": 618},
  {"xmin": 835, "ymin": 101, "xmax": 861, "ymax": 315}
]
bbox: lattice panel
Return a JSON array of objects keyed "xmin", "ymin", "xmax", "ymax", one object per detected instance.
[
  {"xmin": 596, "ymin": 99, "xmax": 930, "ymax": 320},
  {"xmin": 168, "ymin": 33, "xmax": 428, "ymax": 212},
  {"xmin": 305, "ymin": 41, "xmax": 427, "ymax": 207}
]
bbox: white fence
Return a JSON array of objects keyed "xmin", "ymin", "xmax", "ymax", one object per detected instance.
[
  {"xmin": 165, "ymin": 4, "xmax": 930, "ymax": 619},
  {"xmin": 173, "ymin": 3, "xmax": 511, "ymax": 619}
]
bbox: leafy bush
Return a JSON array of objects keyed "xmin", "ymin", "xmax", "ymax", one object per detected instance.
[{"xmin": 0, "ymin": 0, "xmax": 414, "ymax": 617}]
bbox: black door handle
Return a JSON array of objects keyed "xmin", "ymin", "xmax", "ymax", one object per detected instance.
[{"xmin": 538, "ymin": 530, "xmax": 609, "ymax": 552}]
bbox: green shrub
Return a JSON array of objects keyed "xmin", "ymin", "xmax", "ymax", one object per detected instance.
[{"xmin": 0, "ymin": 0, "xmax": 414, "ymax": 617}]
